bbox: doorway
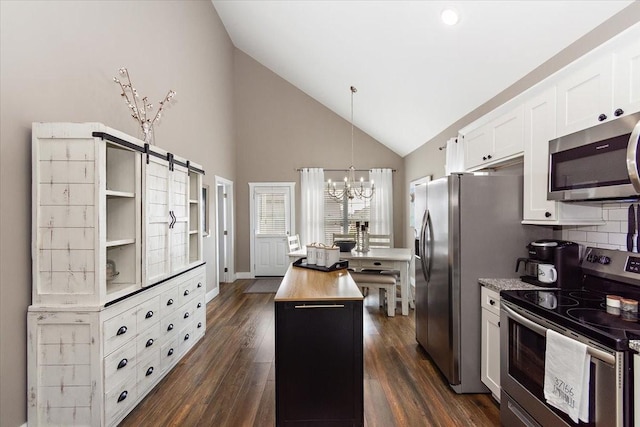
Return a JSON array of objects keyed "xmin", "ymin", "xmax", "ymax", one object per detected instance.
[
  {"xmin": 215, "ymin": 176, "xmax": 234, "ymax": 287},
  {"xmin": 249, "ymin": 182, "xmax": 296, "ymax": 277}
]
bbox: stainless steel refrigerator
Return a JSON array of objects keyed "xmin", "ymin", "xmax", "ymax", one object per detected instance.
[{"xmin": 416, "ymin": 173, "xmax": 536, "ymax": 393}]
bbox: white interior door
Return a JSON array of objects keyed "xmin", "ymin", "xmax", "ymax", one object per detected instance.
[{"xmin": 251, "ymin": 183, "xmax": 295, "ymax": 277}]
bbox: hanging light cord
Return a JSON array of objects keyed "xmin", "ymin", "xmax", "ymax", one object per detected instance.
[{"xmin": 350, "ymin": 85, "xmax": 356, "ymax": 167}]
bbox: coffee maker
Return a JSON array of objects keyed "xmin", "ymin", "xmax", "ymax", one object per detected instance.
[{"xmin": 515, "ymin": 239, "xmax": 580, "ymax": 288}]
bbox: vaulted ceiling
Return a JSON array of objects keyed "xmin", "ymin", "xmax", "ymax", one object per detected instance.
[{"xmin": 212, "ymin": 1, "xmax": 634, "ymax": 157}]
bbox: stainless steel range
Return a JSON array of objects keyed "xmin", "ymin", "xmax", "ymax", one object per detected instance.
[{"xmin": 500, "ymin": 247, "xmax": 639, "ymax": 427}]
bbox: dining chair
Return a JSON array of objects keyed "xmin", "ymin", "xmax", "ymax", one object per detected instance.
[
  {"xmin": 287, "ymin": 234, "xmax": 301, "ymax": 252},
  {"xmin": 350, "ymin": 271, "xmax": 396, "ymax": 317}
]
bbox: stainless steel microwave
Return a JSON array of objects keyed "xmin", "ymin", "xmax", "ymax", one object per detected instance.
[{"xmin": 548, "ymin": 111, "xmax": 640, "ymax": 201}]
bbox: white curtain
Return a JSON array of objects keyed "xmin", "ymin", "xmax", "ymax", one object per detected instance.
[
  {"xmin": 369, "ymin": 168, "xmax": 393, "ymax": 237},
  {"xmin": 300, "ymin": 168, "xmax": 325, "ymax": 245},
  {"xmin": 445, "ymin": 136, "xmax": 465, "ymax": 175}
]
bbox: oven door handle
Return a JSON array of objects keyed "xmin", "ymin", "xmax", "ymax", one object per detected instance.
[{"xmin": 502, "ymin": 305, "xmax": 616, "ymax": 366}]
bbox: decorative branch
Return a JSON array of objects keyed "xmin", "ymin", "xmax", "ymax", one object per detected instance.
[{"xmin": 113, "ymin": 67, "xmax": 175, "ymax": 143}]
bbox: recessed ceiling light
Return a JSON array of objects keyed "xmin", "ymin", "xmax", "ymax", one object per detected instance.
[{"xmin": 441, "ymin": 8, "xmax": 459, "ymax": 26}]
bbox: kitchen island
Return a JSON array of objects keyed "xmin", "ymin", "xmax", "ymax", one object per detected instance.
[{"xmin": 274, "ymin": 264, "xmax": 364, "ymax": 426}]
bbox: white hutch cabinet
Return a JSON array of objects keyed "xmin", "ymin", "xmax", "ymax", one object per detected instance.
[{"xmin": 28, "ymin": 123, "xmax": 206, "ymax": 426}]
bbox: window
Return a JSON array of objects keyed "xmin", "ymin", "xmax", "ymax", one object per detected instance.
[
  {"xmin": 256, "ymin": 191, "xmax": 287, "ymax": 235},
  {"xmin": 324, "ymin": 182, "xmax": 371, "ymax": 244}
]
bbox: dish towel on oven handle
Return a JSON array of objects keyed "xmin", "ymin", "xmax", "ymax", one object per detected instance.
[{"xmin": 543, "ymin": 329, "xmax": 590, "ymax": 423}]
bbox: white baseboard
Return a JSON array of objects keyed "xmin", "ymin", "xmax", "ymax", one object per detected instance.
[
  {"xmin": 206, "ymin": 286, "xmax": 219, "ymax": 303},
  {"xmin": 236, "ymin": 272, "xmax": 253, "ymax": 279}
]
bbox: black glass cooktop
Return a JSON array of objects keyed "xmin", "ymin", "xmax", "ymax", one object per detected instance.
[{"xmin": 501, "ymin": 288, "xmax": 640, "ymax": 350}]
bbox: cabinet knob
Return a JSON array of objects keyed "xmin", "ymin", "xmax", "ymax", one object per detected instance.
[
  {"xmin": 598, "ymin": 113, "xmax": 607, "ymax": 121},
  {"xmin": 146, "ymin": 338, "xmax": 154, "ymax": 347},
  {"xmin": 487, "ymin": 155, "xmax": 492, "ymax": 160},
  {"xmin": 184, "ymin": 312, "xmax": 190, "ymax": 319},
  {"xmin": 197, "ymin": 282, "xmax": 202, "ymax": 288},
  {"xmin": 117, "ymin": 391, "xmax": 128, "ymax": 403},
  {"xmin": 167, "ymin": 299, "xmax": 174, "ymax": 306},
  {"xmin": 167, "ymin": 348, "xmax": 174, "ymax": 356},
  {"xmin": 116, "ymin": 326, "xmax": 127, "ymax": 336},
  {"xmin": 167, "ymin": 323, "xmax": 174, "ymax": 331},
  {"xmin": 197, "ymin": 322, "xmax": 202, "ymax": 328},
  {"xmin": 614, "ymin": 108, "xmax": 624, "ymax": 117},
  {"xmin": 545, "ymin": 211, "xmax": 552, "ymax": 218},
  {"xmin": 145, "ymin": 310, "xmax": 154, "ymax": 319},
  {"xmin": 117, "ymin": 358, "xmax": 128, "ymax": 369},
  {"xmin": 489, "ymin": 299, "xmax": 495, "ymax": 306},
  {"xmin": 184, "ymin": 290, "xmax": 190, "ymax": 296},
  {"xmin": 482, "ymin": 156, "xmax": 487, "ymax": 161},
  {"xmin": 498, "ymin": 321, "xmax": 501, "ymax": 328},
  {"xmin": 197, "ymin": 302, "xmax": 202, "ymax": 309},
  {"xmin": 146, "ymin": 367, "xmax": 154, "ymax": 377},
  {"xmin": 184, "ymin": 333, "xmax": 190, "ymax": 341}
]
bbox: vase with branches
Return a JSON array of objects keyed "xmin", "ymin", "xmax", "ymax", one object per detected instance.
[{"xmin": 113, "ymin": 67, "xmax": 175, "ymax": 144}]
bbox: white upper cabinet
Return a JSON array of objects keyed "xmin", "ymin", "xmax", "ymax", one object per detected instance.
[
  {"xmin": 556, "ymin": 32, "xmax": 640, "ymax": 137},
  {"xmin": 463, "ymin": 104, "xmax": 525, "ymax": 171},
  {"xmin": 522, "ymin": 88, "xmax": 602, "ymax": 224},
  {"xmin": 613, "ymin": 38, "xmax": 640, "ymax": 117}
]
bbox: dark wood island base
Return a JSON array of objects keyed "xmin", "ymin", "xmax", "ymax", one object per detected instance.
[{"xmin": 274, "ymin": 265, "xmax": 364, "ymax": 426}]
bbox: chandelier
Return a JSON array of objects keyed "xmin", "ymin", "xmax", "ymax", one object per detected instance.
[{"xmin": 327, "ymin": 86, "xmax": 375, "ymax": 202}]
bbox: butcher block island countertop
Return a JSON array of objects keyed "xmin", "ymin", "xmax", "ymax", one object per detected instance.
[{"xmin": 274, "ymin": 264, "xmax": 364, "ymax": 302}]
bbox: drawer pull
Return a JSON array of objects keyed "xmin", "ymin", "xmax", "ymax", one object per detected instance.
[
  {"xmin": 145, "ymin": 310, "xmax": 154, "ymax": 319},
  {"xmin": 167, "ymin": 323, "xmax": 174, "ymax": 331},
  {"xmin": 197, "ymin": 282, "xmax": 202, "ymax": 288},
  {"xmin": 167, "ymin": 348, "xmax": 174, "ymax": 356},
  {"xmin": 184, "ymin": 290, "xmax": 190, "ymax": 296},
  {"xmin": 116, "ymin": 326, "xmax": 127, "ymax": 336},
  {"xmin": 117, "ymin": 358, "xmax": 128, "ymax": 369},
  {"xmin": 117, "ymin": 391, "xmax": 128, "ymax": 403},
  {"xmin": 614, "ymin": 108, "xmax": 624, "ymax": 117},
  {"xmin": 374, "ymin": 262, "xmax": 382, "ymax": 266},
  {"xmin": 197, "ymin": 302, "xmax": 202, "ymax": 309},
  {"xmin": 489, "ymin": 300, "xmax": 495, "ymax": 306},
  {"xmin": 146, "ymin": 366, "xmax": 154, "ymax": 377},
  {"xmin": 146, "ymin": 338, "xmax": 154, "ymax": 347},
  {"xmin": 197, "ymin": 322, "xmax": 202, "ymax": 328},
  {"xmin": 167, "ymin": 298, "xmax": 174, "ymax": 306},
  {"xmin": 184, "ymin": 312, "xmax": 190, "ymax": 319},
  {"xmin": 184, "ymin": 333, "xmax": 190, "ymax": 341}
]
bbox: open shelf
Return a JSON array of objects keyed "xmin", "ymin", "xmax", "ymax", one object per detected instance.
[
  {"xmin": 106, "ymin": 282, "xmax": 140, "ymax": 303},
  {"xmin": 106, "ymin": 239, "xmax": 136, "ymax": 248},
  {"xmin": 106, "ymin": 190, "xmax": 135, "ymax": 198}
]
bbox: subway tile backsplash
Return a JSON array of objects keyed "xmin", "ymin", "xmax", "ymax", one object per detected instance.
[{"xmin": 562, "ymin": 202, "xmax": 636, "ymax": 252}]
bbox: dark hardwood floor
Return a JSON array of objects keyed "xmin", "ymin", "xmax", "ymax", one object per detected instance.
[{"xmin": 120, "ymin": 279, "xmax": 500, "ymax": 426}]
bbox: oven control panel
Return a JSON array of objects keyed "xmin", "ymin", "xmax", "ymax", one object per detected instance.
[{"xmin": 582, "ymin": 247, "xmax": 640, "ymax": 286}]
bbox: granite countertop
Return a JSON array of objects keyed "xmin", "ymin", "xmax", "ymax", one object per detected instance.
[{"xmin": 478, "ymin": 278, "xmax": 555, "ymax": 293}]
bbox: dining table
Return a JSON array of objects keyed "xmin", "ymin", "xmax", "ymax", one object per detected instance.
[{"xmin": 287, "ymin": 247, "xmax": 414, "ymax": 316}]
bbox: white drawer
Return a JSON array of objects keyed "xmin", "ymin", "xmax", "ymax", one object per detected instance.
[
  {"xmin": 160, "ymin": 336, "xmax": 181, "ymax": 372},
  {"xmin": 137, "ymin": 350, "xmax": 161, "ymax": 397},
  {"xmin": 103, "ymin": 307, "xmax": 138, "ymax": 356},
  {"xmin": 161, "ymin": 309, "xmax": 182, "ymax": 339},
  {"xmin": 178, "ymin": 323, "xmax": 195, "ymax": 353},
  {"xmin": 353, "ymin": 259, "xmax": 396, "ymax": 271},
  {"xmin": 136, "ymin": 321, "xmax": 161, "ymax": 359},
  {"xmin": 481, "ymin": 287, "xmax": 501, "ymax": 316},
  {"xmin": 105, "ymin": 376, "xmax": 137, "ymax": 425},
  {"xmin": 104, "ymin": 339, "xmax": 137, "ymax": 394},
  {"xmin": 137, "ymin": 296, "xmax": 160, "ymax": 332},
  {"xmin": 159, "ymin": 285, "xmax": 180, "ymax": 316}
]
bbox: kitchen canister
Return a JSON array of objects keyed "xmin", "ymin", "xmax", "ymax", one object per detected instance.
[
  {"xmin": 316, "ymin": 244, "xmax": 326, "ymax": 267},
  {"xmin": 306, "ymin": 244, "xmax": 317, "ymax": 265},
  {"xmin": 325, "ymin": 246, "xmax": 340, "ymax": 267}
]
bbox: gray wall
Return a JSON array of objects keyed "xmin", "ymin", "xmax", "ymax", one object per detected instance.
[
  {"xmin": 234, "ymin": 50, "xmax": 404, "ymax": 272},
  {"xmin": 0, "ymin": 1, "xmax": 234, "ymax": 425},
  {"xmin": 402, "ymin": 2, "xmax": 640, "ymax": 247}
]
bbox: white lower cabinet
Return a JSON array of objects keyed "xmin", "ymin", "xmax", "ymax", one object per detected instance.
[
  {"xmin": 480, "ymin": 286, "xmax": 501, "ymax": 401},
  {"xmin": 27, "ymin": 264, "xmax": 206, "ymax": 426}
]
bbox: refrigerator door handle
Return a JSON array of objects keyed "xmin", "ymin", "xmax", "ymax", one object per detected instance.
[{"xmin": 420, "ymin": 209, "xmax": 432, "ymax": 282}]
